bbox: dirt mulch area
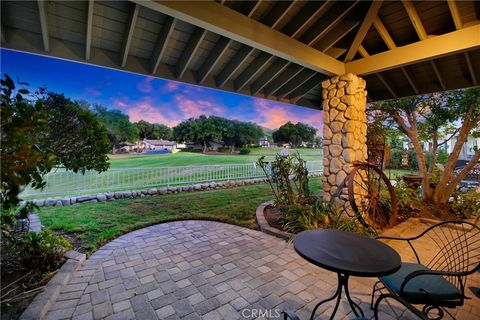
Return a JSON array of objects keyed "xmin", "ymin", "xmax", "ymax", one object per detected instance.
[{"xmin": 1, "ymin": 260, "xmax": 58, "ymax": 320}]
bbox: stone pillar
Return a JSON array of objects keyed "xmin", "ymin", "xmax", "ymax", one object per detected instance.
[{"xmin": 322, "ymin": 73, "xmax": 368, "ymax": 209}]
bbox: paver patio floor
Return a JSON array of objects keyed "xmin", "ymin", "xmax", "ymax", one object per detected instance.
[{"xmin": 44, "ymin": 220, "xmax": 480, "ymax": 320}]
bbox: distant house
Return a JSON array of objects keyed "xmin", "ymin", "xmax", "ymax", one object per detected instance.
[
  {"xmin": 139, "ymin": 139, "xmax": 177, "ymax": 151},
  {"xmin": 115, "ymin": 142, "xmax": 136, "ymax": 153},
  {"xmin": 186, "ymin": 140, "xmax": 224, "ymax": 151},
  {"xmin": 259, "ymin": 136, "xmax": 272, "ymax": 148}
]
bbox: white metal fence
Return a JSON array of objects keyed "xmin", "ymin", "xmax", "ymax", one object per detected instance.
[{"xmin": 22, "ymin": 161, "xmax": 323, "ymax": 198}]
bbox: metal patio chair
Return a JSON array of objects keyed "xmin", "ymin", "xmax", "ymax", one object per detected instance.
[{"xmin": 371, "ymin": 220, "xmax": 480, "ymax": 320}]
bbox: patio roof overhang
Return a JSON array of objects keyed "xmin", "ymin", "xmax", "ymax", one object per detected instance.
[{"xmin": 1, "ymin": 0, "xmax": 479, "ymax": 109}]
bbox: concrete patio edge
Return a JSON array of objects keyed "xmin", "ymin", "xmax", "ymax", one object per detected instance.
[
  {"xmin": 256, "ymin": 201, "xmax": 293, "ymax": 240},
  {"xmin": 19, "ymin": 250, "xmax": 86, "ymax": 320}
]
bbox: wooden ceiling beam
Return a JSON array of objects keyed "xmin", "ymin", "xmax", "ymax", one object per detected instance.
[
  {"xmin": 358, "ymin": 45, "xmax": 369, "ymax": 58},
  {"xmin": 345, "ymin": 1, "xmax": 383, "ymax": 62},
  {"xmin": 346, "ymin": 24, "xmax": 480, "ymax": 75},
  {"xmin": 276, "ymin": 69, "xmax": 316, "ymax": 100},
  {"xmin": 120, "ymin": 3, "xmax": 139, "ymax": 67},
  {"xmin": 430, "ymin": 60, "xmax": 446, "ymax": 91},
  {"xmin": 85, "ymin": 0, "xmax": 94, "ymax": 60},
  {"xmin": 151, "ymin": 16, "xmax": 176, "ymax": 74},
  {"xmin": 262, "ymin": 1, "xmax": 296, "ymax": 29},
  {"xmin": 289, "ymin": 73, "xmax": 325, "ymax": 104},
  {"xmin": 376, "ymin": 73, "xmax": 397, "ymax": 98},
  {"xmin": 216, "ymin": 45, "xmax": 254, "ymax": 87},
  {"xmin": 233, "ymin": 52, "xmax": 273, "ymax": 91},
  {"xmin": 37, "ymin": 0, "xmax": 50, "ymax": 52},
  {"xmin": 281, "ymin": 1, "xmax": 333, "ymax": 39},
  {"xmin": 175, "ymin": 27, "xmax": 206, "ymax": 78},
  {"xmin": 373, "ymin": 17, "xmax": 396, "ymax": 49},
  {"xmin": 315, "ymin": 19, "xmax": 361, "ymax": 52},
  {"xmin": 196, "ymin": 36, "xmax": 231, "ymax": 84},
  {"xmin": 325, "ymin": 47, "xmax": 347, "ymax": 59},
  {"xmin": 263, "ymin": 64, "xmax": 303, "ymax": 97},
  {"xmin": 402, "ymin": 1, "xmax": 428, "ymax": 40},
  {"xmin": 447, "ymin": 0, "xmax": 463, "ymax": 30},
  {"xmin": 300, "ymin": 1, "xmax": 359, "ymax": 46},
  {"xmin": 400, "ymin": 67, "xmax": 419, "ymax": 95},
  {"xmin": 464, "ymin": 52, "xmax": 478, "ymax": 86},
  {"xmin": 136, "ymin": 0, "xmax": 345, "ymax": 75},
  {"xmin": 243, "ymin": 0, "xmax": 262, "ymax": 18},
  {"xmin": 250, "ymin": 59, "xmax": 289, "ymax": 95}
]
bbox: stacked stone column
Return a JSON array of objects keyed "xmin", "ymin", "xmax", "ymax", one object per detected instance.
[{"xmin": 322, "ymin": 73, "xmax": 368, "ymax": 210}]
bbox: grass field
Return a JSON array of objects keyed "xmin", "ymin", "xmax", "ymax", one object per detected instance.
[
  {"xmin": 108, "ymin": 147, "xmax": 323, "ymax": 168},
  {"xmin": 38, "ymin": 178, "xmax": 323, "ymax": 254}
]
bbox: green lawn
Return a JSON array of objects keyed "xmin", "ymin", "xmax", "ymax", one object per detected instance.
[
  {"xmin": 38, "ymin": 178, "xmax": 322, "ymax": 254},
  {"xmin": 108, "ymin": 148, "xmax": 323, "ymax": 168}
]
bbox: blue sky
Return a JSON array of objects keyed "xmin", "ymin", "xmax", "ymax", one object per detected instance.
[{"xmin": 1, "ymin": 49, "xmax": 323, "ymax": 131}]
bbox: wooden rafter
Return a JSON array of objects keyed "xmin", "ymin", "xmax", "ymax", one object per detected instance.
[
  {"xmin": 1, "ymin": 25, "xmax": 6, "ymax": 43},
  {"xmin": 85, "ymin": 0, "xmax": 94, "ymax": 60},
  {"xmin": 289, "ymin": 73, "xmax": 325, "ymax": 104},
  {"xmin": 263, "ymin": 64, "xmax": 303, "ymax": 97},
  {"xmin": 315, "ymin": 19, "xmax": 361, "ymax": 52},
  {"xmin": 120, "ymin": 3, "xmax": 139, "ymax": 67},
  {"xmin": 276, "ymin": 69, "xmax": 316, "ymax": 99},
  {"xmin": 151, "ymin": 17, "xmax": 176, "ymax": 74},
  {"xmin": 402, "ymin": 1, "xmax": 427, "ymax": 40},
  {"xmin": 325, "ymin": 47, "xmax": 347, "ymax": 59},
  {"xmin": 137, "ymin": 0, "xmax": 345, "ymax": 75},
  {"xmin": 262, "ymin": 1, "xmax": 296, "ymax": 29},
  {"xmin": 176, "ymin": 27, "xmax": 206, "ymax": 78},
  {"xmin": 430, "ymin": 60, "xmax": 446, "ymax": 90},
  {"xmin": 300, "ymin": 1, "xmax": 359, "ymax": 46},
  {"xmin": 447, "ymin": 0, "xmax": 463, "ymax": 30},
  {"xmin": 373, "ymin": 17, "xmax": 396, "ymax": 50},
  {"xmin": 233, "ymin": 52, "xmax": 272, "ymax": 91},
  {"xmin": 216, "ymin": 45, "xmax": 254, "ymax": 87},
  {"xmin": 376, "ymin": 73, "xmax": 397, "ymax": 98},
  {"xmin": 37, "ymin": 0, "xmax": 50, "ymax": 52},
  {"xmin": 345, "ymin": 1, "xmax": 383, "ymax": 62},
  {"xmin": 401, "ymin": 67, "xmax": 419, "ymax": 94},
  {"xmin": 250, "ymin": 59, "xmax": 289, "ymax": 95},
  {"xmin": 358, "ymin": 45, "xmax": 369, "ymax": 58},
  {"xmin": 196, "ymin": 37, "xmax": 230, "ymax": 83},
  {"xmin": 281, "ymin": 1, "xmax": 333, "ymax": 39},
  {"xmin": 347, "ymin": 23, "xmax": 480, "ymax": 75},
  {"xmin": 464, "ymin": 52, "xmax": 478, "ymax": 86}
]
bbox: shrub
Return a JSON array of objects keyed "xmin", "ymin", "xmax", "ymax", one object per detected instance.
[
  {"xmin": 257, "ymin": 151, "xmax": 310, "ymax": 206},
  {"xmin": 19, "ymin": 229, "xmax": 72, "ymax": 271},
  {"xmin": 451, "ymin": 189, "xmax": 480, "ymax": 218},
  {"xmin": 393, "ymin": 177, "xmax": 422, "ymax": 210},
  {"xmin": 217, "ymin": 146, "xmax": 230, "ymax": 153},
  {"xmin": 239, "ymin": 148, "xmax": 251, "ymax": 154}
]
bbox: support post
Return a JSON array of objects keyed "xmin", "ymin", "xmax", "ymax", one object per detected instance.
[{"xmin": 322, "ymin": 73, "xmax": 368, "ymax": 211}]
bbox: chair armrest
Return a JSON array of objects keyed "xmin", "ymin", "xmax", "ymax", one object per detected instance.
[
  {"xmin": 400, "ymin": 269, "xmax": 468, "ymax": 295},
  {"xmin": 376, "ymin": 236, "xmax": 421, "ymax": 264}
]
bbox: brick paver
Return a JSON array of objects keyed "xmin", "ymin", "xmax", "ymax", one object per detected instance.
[{"xmin": 44, "ymin": 220, "xmax": 479, "ymax": 319}]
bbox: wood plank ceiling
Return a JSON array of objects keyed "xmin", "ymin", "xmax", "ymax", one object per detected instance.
[{"xmin": 1, "ymin": 0, "xmax": 479, "ymax": 110}]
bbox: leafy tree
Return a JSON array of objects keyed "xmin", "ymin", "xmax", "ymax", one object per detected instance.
[
  {"xmin": 173, "ymin": 115, "xmax": 263, "ymax": 152},
  {"xmin": 93, "ymin": 105, "xmax": 138, "ymax": 152},
  {"xmin": 1, "ymin": 74, "xmax": 110, "ymax": 210},
  {"xmin": 369, "ymin": 88, "xmax": 480, "ymax": 204},
  {"xmin": 135, "ymin": 120, "xmax": 172, "ymax": 140},
  {"xmin": 272, "ymin": 122, "xmax": 317, "ymax": 147},
  {"xmin": 173, "ymin": 115, "xmax": 221, "ymax": 152}
]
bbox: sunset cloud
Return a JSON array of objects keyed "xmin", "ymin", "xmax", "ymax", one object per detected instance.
[
  {"xmin": 84, "ymin": 86, "xmax": 102, "ymax": 97},
  {"xmin": 174, "ymin": 94, "xmax": 224, "ymax": 119},
  {"xmin": 252, "ymin": 99, "xmax": 323, "ymax": 132},
  {"xmin": 137, "ymin": 77, "xmax": 154, "ymax": 93}
]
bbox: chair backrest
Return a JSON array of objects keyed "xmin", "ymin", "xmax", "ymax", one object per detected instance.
[{"xmin": 415, "ymin": 220, "xmax": 480, "ymax": 292}]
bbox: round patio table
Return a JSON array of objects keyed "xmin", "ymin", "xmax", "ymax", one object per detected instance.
[{"xmin": 294, "ymin": 229, "xmax": 401, "ymax": 320}]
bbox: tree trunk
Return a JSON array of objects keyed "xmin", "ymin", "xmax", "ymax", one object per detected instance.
[
  {"xmin": 203, "ymin": 141, "xmax": 207, "ymax": 153},
  {"xmin": 428, "ymin": 131, "xmax": 438, "ymax": 174},
  {"xmin": 409, "ymin": 133, "xmax": 433, "ymax": 201}
]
